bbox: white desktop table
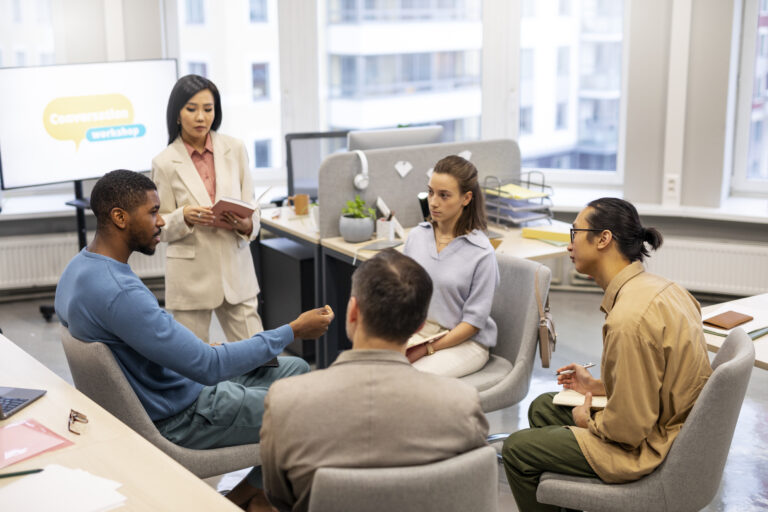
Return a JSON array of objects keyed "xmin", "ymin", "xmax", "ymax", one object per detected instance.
[
  {"xmin": 701, "ymin": 293, "xmax": 768, "ymax": 370},
  {"xmin": 0, "ymin": 334, "xmax": 240, "ymax": 511}
]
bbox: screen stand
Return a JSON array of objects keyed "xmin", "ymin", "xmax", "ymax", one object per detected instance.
[{"xmin": 40, "ymin": 180, "xmax": 90, "ymax": 322}]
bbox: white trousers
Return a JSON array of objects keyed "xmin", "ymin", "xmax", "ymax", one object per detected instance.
[
  {"xmin": 411, "ymin": 321, "xmax": 490, "ymax": 378},
  {"xmin": 170, "ymin": 296, "xmax": 264, "ymax": 344}
]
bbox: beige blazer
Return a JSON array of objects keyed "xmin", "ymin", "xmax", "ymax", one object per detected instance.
[
  {"xmin": 151, "ymin": 132, "xmax": 260, "ymax": 310},
  {"xmin": 260, "ymin": 350, "xmax": 489, "ymax": 512}
]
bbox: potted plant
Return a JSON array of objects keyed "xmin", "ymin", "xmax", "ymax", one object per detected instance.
[{"xmin": 339, "ymin": 195, "xmax": 375, "ymax": 243}]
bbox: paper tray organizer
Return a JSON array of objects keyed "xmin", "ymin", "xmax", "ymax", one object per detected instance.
[{"xmin": 483, "ymin": 171, "xmax": 554, "ymax": 226}]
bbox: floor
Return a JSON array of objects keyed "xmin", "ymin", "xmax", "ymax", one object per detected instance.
[{"xmin": 1, "ymin": 290, "xmax": 766, "ymax": 511}]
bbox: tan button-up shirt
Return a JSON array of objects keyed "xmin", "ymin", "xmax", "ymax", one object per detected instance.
[{"xmin": 571, "ymin": 261, "xmax": 712, "ymax": 483}]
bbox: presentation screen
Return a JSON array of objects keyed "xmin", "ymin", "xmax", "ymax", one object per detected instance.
[{"xmin": 0, "ymin": 59, "xmax": 177, "ymax": 189}]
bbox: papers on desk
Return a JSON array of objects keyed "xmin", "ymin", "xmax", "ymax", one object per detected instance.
[
  {"xmin": 703, "ymin": 305, "xmax": 768, "ymax": 340},
  {"xmin": 0, "ymin": 464, "xmax": 125, "ymax": 511},
  {"xmin": 0, "ymin": 419, "xmax": 72, "ymax": 469}
]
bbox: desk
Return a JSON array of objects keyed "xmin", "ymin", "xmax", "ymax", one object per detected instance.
[
  {"xmin": 701, "ymin": 293, "xmax": 768, "ymax": 370},
  {"xmin": 0, "ymin": 334, "xmax": 240, "ymax": 511},
  {"xmin": 317, "ymin": 225, "xmax": 568, "ymax": 368}
]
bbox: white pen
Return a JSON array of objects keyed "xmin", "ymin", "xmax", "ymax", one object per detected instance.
[{"xmin": 555, "ymin": 362, "xmax": 595, "ymax": 376}]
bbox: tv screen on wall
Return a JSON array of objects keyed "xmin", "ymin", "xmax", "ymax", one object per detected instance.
[{"xmin": 0, "ymin": 59, "xmax": 177, "ymax": 189}]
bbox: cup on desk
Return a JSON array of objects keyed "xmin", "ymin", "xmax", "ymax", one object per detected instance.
[
  {"xmin": 287, "ymin": 194, "xmax": 310, "ymax": 216},
  {"xmin": 376, "ymin": 218, "xmax": 395, "ymax": 241}
]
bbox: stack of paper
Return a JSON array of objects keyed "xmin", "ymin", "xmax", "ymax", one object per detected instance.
[
  {"xmin": 0, "ymin": 464, "xmax": 126, "ymax": 511},
  {"xmin": 485, "ymin": 183, "xmax": 549, "ymax": 200},
  {"xmin": 521, "ymin": 219, "xmax": 571, "ymax": 245}
]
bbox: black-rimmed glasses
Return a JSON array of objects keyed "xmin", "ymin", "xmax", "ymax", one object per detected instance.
[
  {"xmin": 68, "ymin": 409, "xmax": 88, "ymax": 435},
  {"xmin": 569, "ymin": 228, "xmax": 604, "ymax": 243}
]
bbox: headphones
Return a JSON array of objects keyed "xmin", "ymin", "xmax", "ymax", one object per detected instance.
[{"xmin": 353, "ymin": 150, "xmax": 369, "ymax": 190}]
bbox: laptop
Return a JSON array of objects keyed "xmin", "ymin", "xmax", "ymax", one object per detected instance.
[{"xmin": 0, "ymin": 387, "xmax": 46, "ymax": 420}]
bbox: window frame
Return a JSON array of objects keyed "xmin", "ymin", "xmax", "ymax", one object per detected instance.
[{"xmin": 732, "ymin": 0, "xmax": 768, "ymax": 194}]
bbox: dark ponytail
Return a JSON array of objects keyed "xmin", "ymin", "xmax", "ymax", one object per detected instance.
[{"xmin": 586, "ymin": 198, "xmax": 663, "ymax": 262}]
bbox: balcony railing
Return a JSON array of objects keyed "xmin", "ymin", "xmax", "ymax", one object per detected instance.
[
  {"xmin": 330, "ymin": 75, "xmax": 480, "ymax": 99},
  {"xmin": 328, "ymin": 7, "xmax": 481, "ymax": 24}
]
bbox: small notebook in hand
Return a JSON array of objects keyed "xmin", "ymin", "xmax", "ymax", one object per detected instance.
[
  {"xmin": 210, "ymin": 197, "xmax": 256, "ymax": 230},
  {"xmin": 406, "ymin": 330, "xmax": 448, "ymax": 349},
  {"xmin": 553, "ymin": 389, "xmax": 608, "ymax": 409},
  {"xmin": 703, "ymin": 310, "xmax": 754, "ymax": 330}
]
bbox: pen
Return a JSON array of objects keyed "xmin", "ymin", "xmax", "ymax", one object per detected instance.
[
  {"xmin": 0, "ymin": 468, "xmax": 43, "ymax": 479},
  {"xmin": 555, "ymin": 362, "xmax": 595, "ymax": 376}
]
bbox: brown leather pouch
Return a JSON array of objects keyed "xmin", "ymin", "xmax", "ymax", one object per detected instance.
[{"xmin": 703, "ymin": 310, "xmax": 753, "ymax": 330}]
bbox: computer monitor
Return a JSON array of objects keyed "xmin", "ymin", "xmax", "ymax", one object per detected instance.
[
  {"xmin": 286, "ymin": 131, "xmax": 349, "ymax": 200},
  {"xmin": 346, "ymin": 125, "xmax": 444, "ymax": 151}
]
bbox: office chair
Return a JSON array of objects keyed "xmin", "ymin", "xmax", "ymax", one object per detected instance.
[
  {"xmin": 60, "ymin": 326, "xmax": 261, "ymax": 479},
  {"xmin": 535, "ymin": 328, "xmax": 755, "ymax": 511}
]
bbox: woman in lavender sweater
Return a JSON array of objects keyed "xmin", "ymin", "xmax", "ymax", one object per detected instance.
[{"xmin": 403, "ymin": 155, "xmax": 500, "ymax": 378}]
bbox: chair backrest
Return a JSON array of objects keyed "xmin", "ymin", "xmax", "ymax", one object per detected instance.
[
  {"xmin": 307, "ymin": 446, "xmax": 498, "ymax": 512},
  {"xmin": 655, "ymin": 328, "xmax": 755, "ymax": 510},
  {"xmin": 59, "ymin": 326, "xmax": 171, "ymax": 446},
  {"xmin": 491, "ymin": 254, "xmax": 551, "ymax": 371}
]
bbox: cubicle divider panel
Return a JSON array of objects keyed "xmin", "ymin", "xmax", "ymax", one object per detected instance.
[{"xmin": 317, "ymin": 139, "xmax": 521, "ymax": 238}]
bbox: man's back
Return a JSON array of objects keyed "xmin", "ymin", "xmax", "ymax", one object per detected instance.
[{"xmin": 261, "ymin": 349, "xmax": 489, "ymax": 512}]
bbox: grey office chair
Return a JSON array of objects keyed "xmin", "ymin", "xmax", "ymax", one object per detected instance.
[
  {"xmin": 60, "ymin": 326, "xmax": 261, "ymax": 479},
  {"xmin": 460, "ymin": 254, "xmax": 551, "ymax": 412},
  {"xmin": 307, "ymin": 446, "xmax": 498, "ymax": 512},
  {"xmin": 535, "ymin": 327, "xmax": 755, "ymax": 512}
]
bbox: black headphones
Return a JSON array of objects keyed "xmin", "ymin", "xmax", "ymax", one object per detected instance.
[{"xmin": 353, "ymin": 150, "xmax": 369, "ymax": 190}]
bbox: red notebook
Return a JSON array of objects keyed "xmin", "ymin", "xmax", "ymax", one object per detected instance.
[{"xmin": 210, "ymin": 197, "xmax": 255, "ymax": 230}]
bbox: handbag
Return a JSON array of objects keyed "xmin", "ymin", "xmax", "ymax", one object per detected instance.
[{"xmin": 534, "ymin": 266, "xmax": 557, "ymax": 368}]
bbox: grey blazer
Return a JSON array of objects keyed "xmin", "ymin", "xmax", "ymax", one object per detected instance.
[
  {"xmin": 151, "ymin": 132, "xmax": 260, "ymax": 310},
  {"xmin": 260, "ymin": 349, "xmax": 490, "ymax": 512}
]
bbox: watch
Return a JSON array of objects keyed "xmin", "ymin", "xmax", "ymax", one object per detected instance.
[{"xmin": 426, "ymin": 342, "xmax": 435, "ymax": 356}]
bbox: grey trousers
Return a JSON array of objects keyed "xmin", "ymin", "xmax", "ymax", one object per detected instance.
[{"xmin": 155, "ymin": 356, "xmax": 310, "ymax": 487}]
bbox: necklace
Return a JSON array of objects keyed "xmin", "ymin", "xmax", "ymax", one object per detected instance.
[{"xmin": 436, "ymin": 234, "xmax": 453, "ymax": 246}]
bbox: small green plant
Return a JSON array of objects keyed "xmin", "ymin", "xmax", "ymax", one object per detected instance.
[{"xmin": 342, "ymin": 195, "xmax": 375, "ymax": 219}]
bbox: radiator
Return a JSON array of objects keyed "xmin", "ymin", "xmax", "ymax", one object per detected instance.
[
  {"xmin": 0, "ymin": 233, "xmax": 166, "ymax": 291},
  {"xmin": 645, "ymin": 238, "xmax": 768, "ymax": 296}
]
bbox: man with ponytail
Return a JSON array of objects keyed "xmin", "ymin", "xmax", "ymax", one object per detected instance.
[{"xmin": 502, "ymin": 198, "xmax": 712, "ymax": 512}]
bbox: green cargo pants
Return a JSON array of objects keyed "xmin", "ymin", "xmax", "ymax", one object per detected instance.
[{"xmin": 502, "ymin": 392, "xmax": 598, "ymax": 512}]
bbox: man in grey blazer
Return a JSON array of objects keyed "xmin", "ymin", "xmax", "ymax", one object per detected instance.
[{"xmin": 260, "ymin": 250, "xmax": 489, "ymax": 512}]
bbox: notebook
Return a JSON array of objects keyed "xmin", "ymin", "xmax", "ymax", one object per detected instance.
[{"xmin": 0, "ymin": 387, "xmax": 46, "ymax": 420}]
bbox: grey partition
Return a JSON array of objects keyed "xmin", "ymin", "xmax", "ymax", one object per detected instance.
[{"xmin": 317, "ymin": 139, "xmax": 521, "ymax": 238}]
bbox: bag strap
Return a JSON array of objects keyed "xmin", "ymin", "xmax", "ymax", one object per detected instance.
[{"xmin": 534, "ymin": 266, "xmax": 545, "ymax": 319}]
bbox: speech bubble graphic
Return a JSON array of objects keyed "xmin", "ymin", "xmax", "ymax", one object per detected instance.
[{"xmin": 43, "ymin": 94, "xmax": 134, "ymax": 150}]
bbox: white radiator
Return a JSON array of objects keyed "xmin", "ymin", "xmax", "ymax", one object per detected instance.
[
  {"xmin": 645, "ymin": 238, "xmax": 768, "ymax": 296},
  {"xmin": 0, "ymin": 233, "xmax": 166, "ymax": 291}
]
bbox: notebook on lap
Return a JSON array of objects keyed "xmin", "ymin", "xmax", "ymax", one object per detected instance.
[{"xmin": 0, "ymin": 387, "xmax": 46, "ymax": 420}]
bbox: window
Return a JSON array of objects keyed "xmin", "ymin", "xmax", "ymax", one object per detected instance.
[
  {"xmin": 188, "ymin": 61, "xmax": 208, "ymax": 77},
  {"xmin": 252, "ymin": 63, "xmax": 269, "ymax": 100},
  {"xmin": 37, "ymin": 0, "xmax": 51, "ymax": 22},
  {"xmin": 518, "ymin": 0, "xmax": 623, "ymax": 175},
  {"xmin": 39, "ymin": 52, "xmax": 55, "ymax": 65},
  {"xmin": 557, "ymin": 47, "xmax": 570, "ymax": 77},
  {"xmin": 15, "ymin": 51, "xmax": 26, "ymax": 66},
  {"xmin": 733, "ymin": 3, "xmax": 768, "ymax": 193},
  {"xmin": 520, "ymin": 106, "xmax": 533, "ymax": 135},
  {"xmin": 186, "ymin": 0, "xmax": 205, "ymax": 25},
  {"xmin": 12, "ymin": 0, "xmax": 22, "ymax": 22},
  {"xmin": 250, "ymin": 0, "xmax": 267, "ymax": 22},
  {"xmin": 0, "ymin": 50, "xmax": 3, "ymax": 68},
  {"xmin": 253, "ymin": 139, "xmax": 272, "ymax": 168},
  {"xmin": 556, "ymin": 102, "xmax": 568, "ymax": 130},
  {"xmin": 521, "ymin": 0, "xmax": 535, "ymax": 18}
]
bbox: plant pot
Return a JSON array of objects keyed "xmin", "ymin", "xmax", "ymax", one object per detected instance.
[{"xmin": 339, "ymin": 215, "xmax": 374, "ymax": 243}]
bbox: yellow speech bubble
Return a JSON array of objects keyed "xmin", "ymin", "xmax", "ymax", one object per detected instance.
[{"xmin": 43, "ymin": 94, "xmax": 134, "ymax": 150}]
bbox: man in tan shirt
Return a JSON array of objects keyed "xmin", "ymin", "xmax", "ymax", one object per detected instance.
[
  {"xmin": 260, "ymin": 250, "xmax": 489, "ymax": 512},
  {"xmin": 502, "ymin": 198, "xmax": 712, "ymax": 512}
]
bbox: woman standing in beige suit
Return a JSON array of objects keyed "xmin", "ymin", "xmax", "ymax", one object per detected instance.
[{"xmin": 152, "ymin": 75, "xmax": 262, "ymax": 343}]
